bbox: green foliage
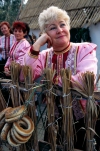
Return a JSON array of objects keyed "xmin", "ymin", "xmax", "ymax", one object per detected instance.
[{"xmin": 0, "ymin": 0, "xmax": 21, "ymax": 25}]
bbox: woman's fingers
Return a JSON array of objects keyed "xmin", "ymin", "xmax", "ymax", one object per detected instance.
[
  {"xmin": 47, "ymin": 36, "xmax": 52, "ymax": 48},
  {"xmin": 33, "ymin": 33, "xmax": 52, "ymax": 51},
  {"xmin": 39, "ymin": 33, "xmax": 52, "ymax": 47}
]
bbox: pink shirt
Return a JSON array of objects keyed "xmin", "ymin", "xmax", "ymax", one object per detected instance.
[
  {"xmin": 23, "ymin": 42, "xmax": 97, "ymax": 83},
  {"xmin": 5, "ymin": 38, "xmax": 30, "ymax": 68}
]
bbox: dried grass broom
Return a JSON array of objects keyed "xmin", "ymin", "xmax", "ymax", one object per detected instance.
[
  {"xmin": 22, "ymin": 65, "xmax": 39, "ymax": 151},
  {"xmin": 60, "ymin": 68, "xmax": 74, "ymax": 151},
  {"xmin": 71, "ymin": 71, "xmax": 97, "ymax": 151},
  {"xmin": 44, "ymin": 68, "xmax": 57, "ymax": 151},
  {"xmin": 10, "ymin": 61, "xmax": 21, "ymax": 107}
]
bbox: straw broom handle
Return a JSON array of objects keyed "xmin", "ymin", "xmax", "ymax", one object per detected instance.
[
  {"xmin": 22, "ymin": 66, "xmax": 39, "ymax": 151},
  {"xmin": 46, "ymin": 68, "xmax": 56, "ymax": 151}
]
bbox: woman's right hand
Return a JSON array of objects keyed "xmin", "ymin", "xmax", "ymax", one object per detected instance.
[
  {"xmin": 33, "ymin": 33, "xmax": 52, "ymax": 51},
  {"xmin": 4, "ymin": 67, "xmax": 11, "ymax": 76}
]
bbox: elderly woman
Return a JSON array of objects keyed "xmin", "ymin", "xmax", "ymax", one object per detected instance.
[
  {"xmin": 24, "ymin": 6, "xmax": 98, "ymax": 150},
  {"xmin": 0, "ymin": 21, "xmax": 15, "ymax": 72},
  {"xmin": 4, "ymin": 21, "xmax": 30, "ymax": 75}
]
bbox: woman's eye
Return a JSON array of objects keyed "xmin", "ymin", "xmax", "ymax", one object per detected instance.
[
  {"xmin": 50, "ymin": 27, "xmax": 56, "ymax": 30},
  {"xmin": 60, "ymin": 23, "xmax": 66, "ymax": 27}
]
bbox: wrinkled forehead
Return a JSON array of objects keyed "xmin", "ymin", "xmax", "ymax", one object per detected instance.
[{"xmin": 45, "ymin": 18, "xmax": 66, "ymax": 27}]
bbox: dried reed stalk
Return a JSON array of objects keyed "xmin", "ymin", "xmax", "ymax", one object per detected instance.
[
  {"xmin": 10, "ymin": 61, "xmax": 21, "ymax": 107},
  {"xmin": 0, "ymin": 79, "xmax": 11, "ymax": 111},
  {"xmin": 60, "ymin": 68, "xmax": 74, "ymax": 151},
  {"xmin": 0, "ymin": 90, "xmax": 6, "ymax": 111},
  {"xmin": 71, "ymin": 71, "xmax": 97, "ymax": 151},
  {"xmin": 22, "ymin": 65, "xmax": 39, "ymax": 151},
  {"xmin": 44, "ymin": 68, "xmax": 57, "ymax": 151}
]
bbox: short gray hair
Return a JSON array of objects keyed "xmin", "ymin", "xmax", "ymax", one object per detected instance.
[{"xmin": 38, "ymin": 6, "xmax": 70, "ymax": 33}]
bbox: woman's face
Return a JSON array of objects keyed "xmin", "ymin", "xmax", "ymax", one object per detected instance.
[
  {"xmin": 46, "ymin": 20, "xmax": 70, "ymax": 50},
  {"xmin": 13, "ymin": 28, "xmax": 25, "ymax": 41},
  {"xmin": 0, "ymin": 24, "xmax": 10, "ymax": 36}
]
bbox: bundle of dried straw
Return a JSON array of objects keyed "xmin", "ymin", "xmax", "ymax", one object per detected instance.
[{"xmin": 71, "ymin": 71, "xmax": 97, "ymax": 151}]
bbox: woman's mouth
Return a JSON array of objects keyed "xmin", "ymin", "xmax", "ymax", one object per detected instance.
[{"xmin": 56, "ymin": 35, "xmax": 65, "ymax": 39}]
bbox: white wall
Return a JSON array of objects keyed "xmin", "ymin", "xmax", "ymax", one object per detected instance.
[{"xmin": 89, "ymin": 22, "xmax": 100, "ymax": 76}]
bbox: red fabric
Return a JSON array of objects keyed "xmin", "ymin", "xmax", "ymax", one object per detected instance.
[
  {"xmin": 30, "ymin": 46, "xmax": 39, "ymax": 55},
  {"xmin": 5, "ymin": 36, "xmax": 10, "ymax": 59}
]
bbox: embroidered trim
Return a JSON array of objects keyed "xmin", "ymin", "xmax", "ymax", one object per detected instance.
[
  {"xmin": 10, "ymin": 39, "xmax": 26, "ymax": 61},
  {"xmin": 30, "ymin": 46, "xmax": 39, "ymax": 55},
  {"xmin": 5, "ymin": 36, "xmax": 10, "ymax": 58},
  {"xmin": 57, "ymin": 54, "xmax": 63, "ymax": 76},
  {"xmin": 65, "ymin": 44, "xmax": 77, "ymax": 75},
  {"xmin": 28, "ymin": 51, "xmax": 38, "ymax": 59},
  {"xmin": 74, "ymin": 46, "xmax": 79, "ymax": 75},
  {"xmin": 0, "ymin": 34, "xmax": 15, "ymax": 59},
  {"xmin": 45, "ymin": 50, "xmax": 53, "ymax": 68}
]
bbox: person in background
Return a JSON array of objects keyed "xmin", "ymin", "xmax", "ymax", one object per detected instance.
[
  {"xmin": 24, "ymin": 22, "xmax": 34, "ymax": 45},
  {"xmin": 0, "ymin": 21, "xmax": 15, "ymax": 73},
  {"xmin": 4, "ymin": 21, "xmax": 30, "ymax": 76},
  {"xmin": 23, "ymin": 6, "xmax": 98, "ymax": 150},
  {"xmin": 32, "ymin": 33, "xmax": 37, "ymax": 43}
]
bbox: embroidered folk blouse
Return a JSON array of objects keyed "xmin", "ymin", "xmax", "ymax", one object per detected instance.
[
  {"xmin": 0, "ymin": 34, "xmax": 15, "ymax": 59},
  {"xmin": 5, "ymin": 38, "xmax": 30, "ymax": 69},
  {"xmin": 24, "ymin": 42, "xmax": 97, "ymax": 84}
]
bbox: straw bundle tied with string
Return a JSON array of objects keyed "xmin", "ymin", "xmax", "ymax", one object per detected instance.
[
  {"xmin": 9, "ymin": 63, "xmax": 39, "ymax": 151},
  {"xmin": 71, "ymin": 71, "xmax": 98, "ymax": 151},
  {"xmin": 44, "ymin": 68, "xmax": 57, "ymax": 151},
  {"xmin": 21, "ymin": 65, "xmax": 39, "ymax": 151},
  {"xmin": 22, "ymin": 65, "xmax": 33, "ymax": 104},
  {"xmin": 0, "ymin": 63, "xmax": 45, "ymax": 151},
  {"xmin": 10, "ymin": 61, "xmax": 21, "ymax": 107},
  {"xmin": 60, "ymin": 68, "xmax": 74, "ymax": 151}
]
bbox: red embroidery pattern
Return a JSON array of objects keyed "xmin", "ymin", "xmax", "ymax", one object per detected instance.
[
  {"xmin": 10, "ymin": 41, "xmax": 19, "ymax": 60},
  {"xmin": 5, "ymin": 36, "xmax": 10, "ymax": 59}
]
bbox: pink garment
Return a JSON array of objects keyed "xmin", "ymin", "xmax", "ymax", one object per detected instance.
[
  {"xmin": 5, "ymin": 38, "xmax": 30, "ymax": 68},
  {"xmin": 0, "ymin": 34, "xmax": 15, "ymax": 59},
  {"xmin": 24, "ymin": 42, "xmax": 97, "ymax": 82},
  {"xmin": 71, "ymin": 42, "xmax": 97, "ymax": 83}
]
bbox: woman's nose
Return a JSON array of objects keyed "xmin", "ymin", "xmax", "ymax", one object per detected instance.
[{"xmin": 56, "ymin": 26, "xmax": 63, "ymax": 33}]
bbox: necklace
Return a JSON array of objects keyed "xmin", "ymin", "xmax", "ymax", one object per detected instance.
[{"xmin": 54, "ymin": 42, "xmax": 71, "ymax": 55}]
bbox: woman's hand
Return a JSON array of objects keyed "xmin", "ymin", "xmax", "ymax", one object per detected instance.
[
  {"xmin": 4, "ymin": 67, "xmax": 11, "ymax": 76},
  {"xmin": 33, "ymin": 33, "xmax": 52, "ymax": 51}
]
